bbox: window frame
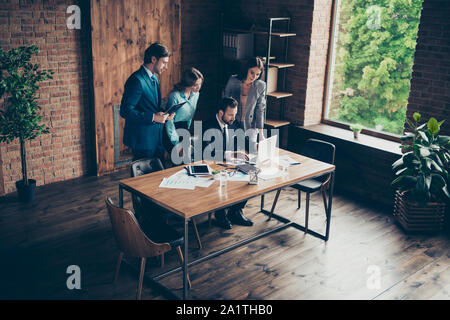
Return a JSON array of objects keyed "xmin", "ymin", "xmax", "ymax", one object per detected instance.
[{"xmin": 321, "ymin": 0, "xmax": 407, "ymax": 143}]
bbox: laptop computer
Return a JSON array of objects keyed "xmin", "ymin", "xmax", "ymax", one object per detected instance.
[{"xmin": 236, "ymin": 135, "xmax": 279, "ymax": 174}]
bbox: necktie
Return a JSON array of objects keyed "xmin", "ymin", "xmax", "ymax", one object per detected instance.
[
  {"xmin": 223, "ymin": 125, "xmax": 229, "ymax": 151},
  {"xmin": 151, "ymin": 74, "xmax": 160, "ymax": 105}
]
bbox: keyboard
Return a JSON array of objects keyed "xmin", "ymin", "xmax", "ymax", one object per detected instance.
[{"xmin": 236, "ymin": 163, "xmax": 258, "ymax": 174}]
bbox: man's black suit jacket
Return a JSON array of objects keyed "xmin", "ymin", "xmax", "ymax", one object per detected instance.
[{"xmin": 201, "ymin": 115, "xmax": 246, "ymax": 160}]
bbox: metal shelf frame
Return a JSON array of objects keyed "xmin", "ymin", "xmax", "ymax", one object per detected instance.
[
  {"xmin": 264, "ymin": 17, "xmax": 293, "ymax": 123},
  {"xmin": 218, "ymin": 15, "xmax": 295, "ymax": 129}
]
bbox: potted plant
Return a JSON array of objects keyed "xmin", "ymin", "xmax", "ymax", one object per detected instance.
[
  {"xmin": 350, "ymin": 123, "xmax": 363, "ymax": 139},
  {"xmin": 0, "ymin": 45, "xmax": 53, "ymax": 202},
  {"xmin": 211, "ymin": 169, "xmax": 220, "ymax": 181},
  {"xmin": 391, "ymin": 112, "xmax": 450, "ymax": 232}
]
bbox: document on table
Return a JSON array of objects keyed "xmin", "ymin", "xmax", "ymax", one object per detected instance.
[
  {"xmin": 258, "ymin": 167, "xmax": 282, "ymax": 180},
  {"xmin": 159, "ymin": 169, "xmax": 215, "ymax": 189},
  {"xmin": 159, "ymin": 175, "xmax": 197, "ymax": 190},
  {"xmin": 227, "ymin": 171, "xmax": 250, "ymax": 182},
  {"xmin": 195, "ymin": 178, "xmax": 215, "ymax": 188}
]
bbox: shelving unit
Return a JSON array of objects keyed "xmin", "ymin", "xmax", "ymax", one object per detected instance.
[
  {"xmin": 264, "ymin": 119, "xmax": 291, "ymax": 128},
  {"xmin": 267, "ymin": 92, "xmax": 293, "ymax": 99},
  {"xmin": 223, "ymin": 28, "xmax": 296, "ymax": 38},
  {"xmin": 219, "ymin": 16, "xmax": 295, "ymax": 147},
  {"xmin": 262, "ymin": 18, "xmax": 295, "ymax": 129},
  {"xmin": 269, "ymin": 62, "xmax": 295, "ymax": 68}
]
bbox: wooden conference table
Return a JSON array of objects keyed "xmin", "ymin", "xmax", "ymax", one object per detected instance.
[{"xmin": 118, "ymin": 148, "xmax": 335, "ymax": 299}]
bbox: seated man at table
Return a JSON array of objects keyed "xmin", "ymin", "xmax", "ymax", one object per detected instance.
[{"xmin": 202, "ymin": 97, "xmax": 254, "ymax": 230}]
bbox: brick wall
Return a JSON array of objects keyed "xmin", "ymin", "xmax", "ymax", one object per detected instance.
[
  {"xmin": 0, "ymin": 0, "xmax": 222, "ymax": 195},
  {"xmin": 222, "ymin": 0, "xmax": 333, "ymax": 126},
  {"xmin": 181, "ymin": 0, "xmax": 222, "ymax": 122},
  {"xmin": 406, "ymin": 0, "xmax": 450, "ymax": 136},
  {"xmin": 303, "ymin": 0, "xmax": 333, "ymax": 126},
  {"xmin": 0, "ymin": 0, "xmax": 93, "ymax": 195},
  {"xmin": 223, "ymin": 0, "xmax": 449, "ymax": 132},
  {"xmin": 1, "ymin": 0, "xmax": 447, "ymax": 196}
]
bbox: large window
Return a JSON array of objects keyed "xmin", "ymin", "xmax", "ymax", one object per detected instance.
[{"xmin": 324, "ymin": 0, "xmax": 424, "ymax": 136}]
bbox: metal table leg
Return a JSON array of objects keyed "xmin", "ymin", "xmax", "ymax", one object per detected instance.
[
  {"xmin": 325, "ymin": 171, "xmax": 335, "ymax": 241},
  {"xmin": 118, "ymin": 168, "xmax": 335, "ymax": 299},
  {"xmin": 260, "ymin": 169, "xmax": 336, "ymax": 242},
  {"xmin": 119, "ymin": 185, "xmax": 123, "ymax": 208},
  {"xmin": 183, "ymin": 218, "xmax": 189, "ymax": 299}
]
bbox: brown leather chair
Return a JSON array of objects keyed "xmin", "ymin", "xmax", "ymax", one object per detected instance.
[
  {"xmin": 105, "ymin": 197, "xmax": 191, "ymax": 300},
  {"xmin": 130, "ymin": 158, "xmax": 204, "ymax": 250}
]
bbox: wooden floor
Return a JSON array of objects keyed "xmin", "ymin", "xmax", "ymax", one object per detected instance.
[{"xmin": 0, "ymin": 168, "xmax": 449, "ymax": 300}]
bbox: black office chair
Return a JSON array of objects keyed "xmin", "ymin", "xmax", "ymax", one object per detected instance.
[
  {"xmin": 130, "ymin": 158, "xmax": 203, "ymax": 250},
  {"xmin": 130, "ymin": 158, "xmax": 164, "ymax": 223},
  {"xmin": 268, "ymin": 139, "xmax": 335, "ymax": 232}
]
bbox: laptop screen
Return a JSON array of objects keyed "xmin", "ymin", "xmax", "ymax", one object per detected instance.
[{"xmin": 258, "ymin": 135, "xmax": 278, "ymax": 164}]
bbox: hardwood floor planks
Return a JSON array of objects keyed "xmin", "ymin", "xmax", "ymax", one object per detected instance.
[{"xmin": 0, "ymin": 168, "xmax": 448, "ymax": 300}]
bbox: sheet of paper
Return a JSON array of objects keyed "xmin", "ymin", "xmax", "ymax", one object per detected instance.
[
  {"xmin": 258, "ymin": 167, "xmax": 283, "ymax": 180},
  {"xmin": 159, "ymin": 175, "xmax": 196, "ymax": 190},
  {"xmin": 168, "ymin": 169, "xmax": 187, "ymax": 179},
  {"xmin": 227, "ymin": 171, "xmax": 250, "ymax": 182},
  {"xmin": 160, "ymin": 169, "xmax": 216, "ymax": 189},
  {"xmin": 160, "ymin": 167, "xmax": 252, "ymax": 189},
  {"xmin": 195, "ymin": 178, "xmax": 216, "ymax": 188}
]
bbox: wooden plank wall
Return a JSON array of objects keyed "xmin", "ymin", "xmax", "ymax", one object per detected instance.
[
  {"xmin": 90, "ymin": 0, "xmax": 181, "ymax": 174},
  {"xmin": 0, "ymin": 150, "xmax": 4, "ymax": 195}
]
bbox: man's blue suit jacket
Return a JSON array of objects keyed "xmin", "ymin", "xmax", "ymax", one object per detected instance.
[{"xmin": 120, "ymin": 66, "xmax": 163, "ymax": 156}]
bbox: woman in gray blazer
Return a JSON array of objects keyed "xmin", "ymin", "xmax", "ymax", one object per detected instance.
[{"xmin": 224, "ymin": 57, "xmax": 266, "ymax": 144}]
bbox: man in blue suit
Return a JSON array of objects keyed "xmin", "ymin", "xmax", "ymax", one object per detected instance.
[{"xmin": 120, "ymin": 42, "xmax": 175, "ymax": 161}]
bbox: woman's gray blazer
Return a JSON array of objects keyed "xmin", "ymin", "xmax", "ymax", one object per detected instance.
[{"xmin": 224, "ymin": 75, "xmax": 266, "ymax": 131}]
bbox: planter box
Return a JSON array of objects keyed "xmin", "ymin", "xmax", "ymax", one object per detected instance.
[{"xmin": 393, "ymin": 191, "xmax": 446, "ymax": 232}]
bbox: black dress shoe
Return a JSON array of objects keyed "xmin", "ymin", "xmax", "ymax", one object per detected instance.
[
  {"xmin": 228, "ymin": 209, "xmax": 253, "ymax": 226},
  {"xmin": 214, "ymin": 210, "xmax": 232, "ymax": 230}
]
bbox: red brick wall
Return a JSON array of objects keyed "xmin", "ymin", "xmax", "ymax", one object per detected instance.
[
  {"xmin": 304, "ymin": 0, "xmax": 333, "ymax": 126},
  {"xmin": 181, "ymin": 0, "xmax": 222, "ymax": 122},
  {"xmin": 406, "ymin": 0, "xmax": 450, "ymax": 136},
  {"xmin": 222, "ymin": 0, "xmax": 333, "ymax": 126},
  {"xmin": 0, "ymin": 0, "xmax": 222, "ymax": 195},
  {"xmin": 0, "ymin": 0, "xmax": 94, "ymax": 195},
  {"xmin": 224, "ymin": 0, "xmax": 449, "ymax": 133},
  {"xmin": 2, "ymin": 0, "xmax": 446, "ymax": 197}
]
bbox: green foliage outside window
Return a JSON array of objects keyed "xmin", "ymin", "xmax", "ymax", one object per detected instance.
[{"xmin": 327, "ymin": 0, "xmax": 424, "ymax": 135}]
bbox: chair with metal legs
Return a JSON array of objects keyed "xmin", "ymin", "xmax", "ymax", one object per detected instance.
[
  {"xmin": 267, "ymin": 139, "xmax": 335, "ymax": 232},
  {"xmin": 130, "ymin": 158, "xmax": 204, "ymax": 250},
  {"xmin": 105, "ymin": 197, "xmax": 191, "ymax": 300}
]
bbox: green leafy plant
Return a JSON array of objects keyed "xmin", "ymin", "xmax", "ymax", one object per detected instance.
[
  {"xmin": 328, "ymin": 0, "xmax": 424, "ymax": 135},
  {"xmin": 391, "ymin": 112, "xmax": 450, "ymax": 205},
  {"xmin": 349, "ymin": 123, "xmax": 363, "ymax": 132},
  {"xmin": 0, "ymin": 45, "xmax": 53, "ymax": 186}
]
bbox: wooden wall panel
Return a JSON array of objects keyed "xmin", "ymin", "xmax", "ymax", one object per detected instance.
[
  {"xmin": 0, "ymin": 149, "xmax": 4, "ymax": 196},
  {"xmin": 90, "ymin": 0, "xmax": 181, "ymax": 174}
]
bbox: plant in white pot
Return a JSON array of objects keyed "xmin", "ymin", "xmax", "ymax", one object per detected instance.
[
  {"xmin": 350, "ymin": 123, "xmax": 363, "ymax": 139},
  {"xmin": 0, "ymin": 45, "xmax": 53, "ymax": 202},
  {"xmin": 391, "ymin": 112, "xmax": 450, "ymax": 232}
]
